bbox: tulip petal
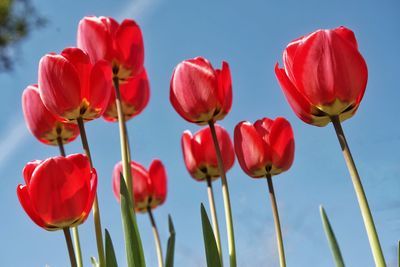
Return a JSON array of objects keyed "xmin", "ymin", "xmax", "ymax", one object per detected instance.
[
  {"xmin": 181, "ymin": 131, "xmax": 200, "ymax": 178},
  {"xmin": 333, "ymin": 26, "xmax": 358, "ymax": 49},
  {"xmin": 79, "ymin": 168, "xmax": 98, "ymax": 224},
  {"xmin": 77, "ymin": 16, "xmax": 114, "ymax": 64},
  {"xmin": 39, "ymin": 54, "xmax": 81, "ymax": 120},
  {"xmin": 234, "ymin": 121, "xmax": 267, "ymax": 178},
  {"xmin": 22, "ymin": 160, "xmax": 42, "ymax": 185},
  {"xmin": 17, "ymin": 184, "xmax": 48, "ymax": 229},
  {"xmin": 268, "ymin": 118, "xmax": 295, "ymax": 173},
  {"xmin": 115, "ymin": 19, "xmax": 144, "ymax": 76},
  {"xmin": 215, "ymin": 61, "xmax": 232, "ymax": 120},
  {"xmin": 149, "ymin": 159, "xmax": 167, "ymax": 206}
]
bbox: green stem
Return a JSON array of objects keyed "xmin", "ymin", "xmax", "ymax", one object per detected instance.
[
  {"xmin": 63, "ymin": 228, "xmax": 78, "ymax": 267},
  {"xmin": 57, "ymin": 137, "xmax": 83, "ymax": 267},
  {"xmin": 77, "ymin": 117, "xmax": 105, "ymax": 267},
  {"xmin": 148, "ymin": 206, "xmax": 164, "ymax": 267},
  {"xmin": 331, "ymin": 116, "xmax": 386, "ymax": 267},
  {"xmin": 113, "ymin": 77, "xmax": 134, "ymax": 202},
  {"xmin": 206, "ymin": 175, "xmax": 223, "ymax": 266},
  {"xmin": 266, "ymin": 173, "xmax": 286, "ymax": 267},
  {"xmin": 208, "ymin": 121, "xmax": 236, "ymax": 267}
]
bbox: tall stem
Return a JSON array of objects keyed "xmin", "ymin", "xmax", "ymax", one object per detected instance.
[
  {"xmin": 208, "ymin": 121, "xmax": 236, "ymax": 267},
  {"xmin": 148, "ymin": 206, "xmax": 164, "ymax": 267},
  {"xmin": 206, "ymin": 175, "xmax": 223, "ymax": 266},
  {"xmin": 77, "ymin": 117, "xmax": 105, "ymax": 267},
  {"xmin": 113, "ymin": 77, "xmax": 133, "ymax": 200},
  {"xmin": 266, "ymin": 173, "xmax": 286, "ymax": 267},
  {"xmin": 331, "ymin": 116, "xmax": 386, "ymax": 267},
  {"xmin": 57, "ymin": 137, "xmax": 83, "ymax": 267},
  {"xmin": 63, "ymin": 228, "xmax": 78, "ymax": 267}
]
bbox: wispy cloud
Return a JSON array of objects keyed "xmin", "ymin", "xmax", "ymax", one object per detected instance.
[
  {"xmin": 0, "ymin": 118, "xmax": 28, "ymax": 171},
  {"xmin": 116, "ymin": 0, "xmax": 163, "ymax": 21}
]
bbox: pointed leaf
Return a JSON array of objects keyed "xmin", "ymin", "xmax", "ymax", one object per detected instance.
[
  {"xmin": 320, "ymin": 205, "xmax": 345, "ymax": 267},
  {"xmin": 165, "ymin": 214, "xmax": 176, "ymax": 267},
  {"xmin": 120, "ymin": 173, "xmax": 146, "ymax": 267},
  {"xmin": 105, "ymin": 229, "xmax": 118, "ymax": 267},
  {"xmin": 90, "ymin": 256, "xmax": 99, "ymax": 267},
  {"xmin": 200, "ymin": 203, "xmax": 222, "ymax": 267}
]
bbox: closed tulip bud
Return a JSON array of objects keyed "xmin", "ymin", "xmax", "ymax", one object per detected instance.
[
  {"xmin": 275, "ymin": 26, "xmax": 368, "ymax": 126},
  {"xmin": 103, "ymin": 69, "xmax": 150, "ymax": 122},
  {"xmin": 234, "ymin": 117, "xmax": 294, "ymax": 177},
  {"xmin": 38, "ymin": 47, "xmax": 113, "ymax": 122},
  {"xmin": 181, "ymin": 124, "xmax": 235, "ymax": 181},
  {"xmin": 22, "ymin": 85, "xmax": 79, "ymax": 145},
  {"xmin": 77, "ymin": 16, "xmax": 144, "ymax": 81},
  {"xmin": 17, "ymin": 154, "xmax": 97, "ymax": 230},
  {"xmin": 170, "ymin": 57, "xmax": 232, "ymax": 125},
  {"xmin": 112, "ymin": 160, "xmax": 167, "ymax": 212}
]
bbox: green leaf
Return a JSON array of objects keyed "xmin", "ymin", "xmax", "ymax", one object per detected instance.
[
  {"xmin": 90, "ymin": 256, "xmax": 99, "ymax": 267},
  {"xmin": 120, "ymin": 174, "xmax": 146, "ymax": 267},
  {"xmin": 165, "ymin": 214, "xmax": 176, "ymax": 267},
  {"xmin": 320, "ymin": 205, "xmax": 345, "ymax": 267},
  {"xmin": 200, "ymin": 203, "xmax": 222, "ymax": 267},
  {"xmin": 105, "ymin": 229, "xmax": 118, "ymax": 267}
]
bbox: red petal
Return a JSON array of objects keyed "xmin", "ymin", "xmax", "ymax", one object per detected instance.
[
  {"xmin": 215, "ymin": 61, "xmax": 232, "ymax": 120},
  {"xmin": 112, "ymin": 162, "xmax": 123, "ymax": 202},
  {"xmin": 115, "ymin": 19, "xmax": 144, "ymax": 76},
  {"xmin": 38, "ymin": 54, "xmax": 81, "ymax": 120},
  {"xmin": 77, "ymin": 16, "xmax": 114, "ymax": 64},
  {"xmin": 85, "ymin": 60, "xmax": 113, "ymax": 120},
  {"xmin": 79, "ymin": 168, "xmax": 98, "ymax": 224},
  {"xmin": 22, "ymin": 160, "xmax": 42, "ymax": 185},
  {"xmin": 274, "ymin": 64, "xmax": 315, "ymax": 124},
  {"xmin": 268, "ymin": 118, "xmax": 295, "ymax": 173},
  {"xmin": 149, "ymin": 159, "xmax": 167, "ymax": 206},
  {"xmin": 181, "ymin": 130, "xmax": 200, "ymax": 178},
  {"xmin": 234, "ymin": 121, "xmax": 267, "ymax": 178},
  {"xmin": 17, "ymin": 184, "xmax": 48, "ymax": 229},
  {"xmin": 333, "ymin": 26, "xmax": 358, "ymax": 49}
]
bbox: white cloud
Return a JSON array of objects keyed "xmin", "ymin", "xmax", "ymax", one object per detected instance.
[
  {"xmin": 116, "ymin": 0, "xmax": 162, "ymax": 21},
  {"xmin": 0, "ymin": 119, "xmax": 29, "ymax": 171}
]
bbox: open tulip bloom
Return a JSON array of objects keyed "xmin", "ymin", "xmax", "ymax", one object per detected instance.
[
  {"xmin": 113, "ymin": 159, "xmax": 167, "ymax": 267},
  {"xmin": 234, "ymin": 117, "xmax": 294, "ymax": 267},
  {"xmin": 17, "ymin": 154, "xmax": 97, "ymax": 267},
  {"xmin": 275, "ymin": 27, "xmax": 386, "ymax": 266}
]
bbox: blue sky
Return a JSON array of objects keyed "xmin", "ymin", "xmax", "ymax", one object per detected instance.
[{"xmin": 1, "ymin": 0, "xmax": 400, "ymax": 266}]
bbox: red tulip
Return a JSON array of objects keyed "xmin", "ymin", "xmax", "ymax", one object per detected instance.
[
  {"xmin": 77, "ymin": 16, "xmax": 144, "ymax": 81},
  {"xmin": 181, "ymin": 124, "xmax": 235, "ymax": 181},
  {"xmin": 38, "ymin": 47, "xmax": 112, "ymax": 122},
  {"xmin": 17, "ymin": 154, "xmax": 97, "ymax": 230},
  {"xmin": 112, "ymin": 160, "xmax": 167, "ymax": 212},
  {"xmin": 234, "ymin": 117, "xmax": 294, "ymax": 178},
  {"xmin": 22, "ymin": 85, "xmax": 79, "ymax": 145},
  {"xmin": 170, "ymin": 57, "xmax": 232, "ymax": 125},
  {"xmin": 103, "ymin": 69, "xmax": 150, "ymax": 122},
  {"xmin": 275, "ymin": 26, "xmax": 368, "ymax": 127}
]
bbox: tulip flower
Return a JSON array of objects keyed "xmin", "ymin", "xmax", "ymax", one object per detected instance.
[
  {"xmin": 112, "ymin": 159, "xmax": 167, "ymax": 212},
  {"xmin": 112, "ymin": 159, "xmax": 167, "ymax": 267},
  {"xmin": 170, "ymin": 57, "xmax": 232, "ymax": 125},
  {"xmin": 38, "ymin": 47, "xmax": 112, "ymax": 123},
  {"xmin": 103, "ymin": 69, "xmax": 150, "ymax": 122},
  {"xmin": 22, "ymin": 84, "xmax": 79, "ymax": 146},
  {"xmin": 17, "ymin": 154, "xmax": 97, "ymax": 231},
  {"xmin": 77, "ymin": 16, "xmax": 144, "ymax": 81},
  {"xmin": 235, "ymin": 117, "xmax": 294, "ymax": 267},
  {"xmin": 234, "ymin": 117, "xmax": 294, "ymax": 178},
  {"xmin": 275, "ymin": 26, "xmax": 368, "ymax": 127},
  {"xmin": 276, "ymin": 27, "xmax": 386, "ymax": 266},
  {"xmin": 181, "ymin": 124, "xmax": 235, "ymax": 181}
]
